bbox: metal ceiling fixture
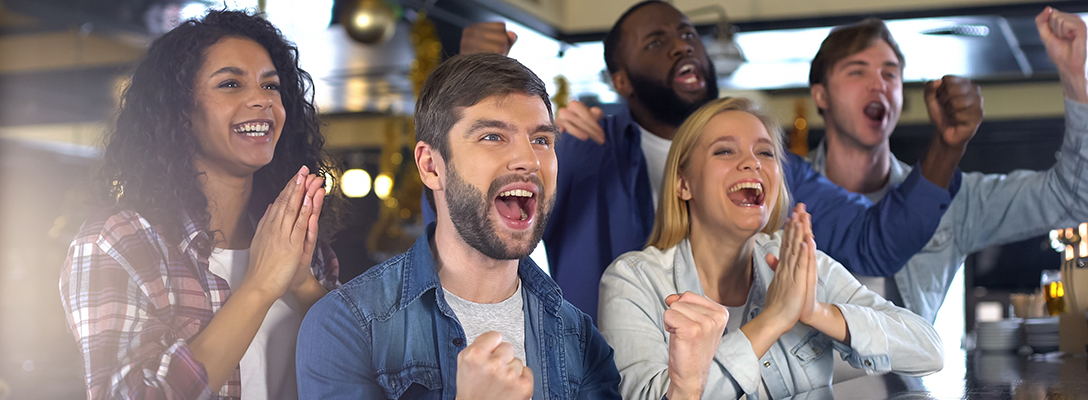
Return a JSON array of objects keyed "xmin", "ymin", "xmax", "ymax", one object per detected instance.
[
  {"xmin": 685, "ymin": 5, "xmax": 747, "ymax": 77},
  {"xmin": 344, "ymin": 0, "xmax": 398, "ymax": 44}
]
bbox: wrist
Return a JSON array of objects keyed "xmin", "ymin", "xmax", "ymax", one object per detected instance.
[
  {"xmin": 1060, "ymin": 74, "xmax": 1088, "ymax": 104},
  {"xmin": 665, "ymin": 380, "xmax": 702, "ymax": 400},
  {"xmin": 234, "ymin": 281, "xmax": 282, "ymax": 307}
]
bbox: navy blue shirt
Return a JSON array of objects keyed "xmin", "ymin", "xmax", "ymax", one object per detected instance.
[
  {"xmin": 297, "ymin": 224, "xmax": 622, "ymax": 399},
  {"xmin": 425, "ymin": 105, "xmax": 960, "ymax": 321}
]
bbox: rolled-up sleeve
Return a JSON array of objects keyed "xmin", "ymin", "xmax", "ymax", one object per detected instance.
[{"xmin": 817, "ymin": 252, "xmax": 944, "ymax": 376}]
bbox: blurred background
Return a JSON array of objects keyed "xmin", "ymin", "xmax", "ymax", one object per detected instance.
[{"xmin": 1, "ymin": 0, "xmax": 1086, "ymax": 398}]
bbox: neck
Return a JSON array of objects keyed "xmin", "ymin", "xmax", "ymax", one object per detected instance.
[
  {"xmin": 822, "ymin": 126, "xmax": 891, "ymax": 194},
  {"xmin": 196, "ymin": 159, "xmax": 254, "ymax": 250},
  {"xmin": 687, "ymin": 220, "xmax": 757, "ymax": 307},
  {"xmin": 628, "ymin": 100, "xmax": 678, "ymax": 141},
  {"xmin": 432, "ymin": 215, "xmax": 520, "ymax": 304}
]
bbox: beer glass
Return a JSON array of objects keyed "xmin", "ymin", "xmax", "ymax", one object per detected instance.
[{"xmin": 1041, "ymin": 270, "xmax": 1066, "ymax": 316}]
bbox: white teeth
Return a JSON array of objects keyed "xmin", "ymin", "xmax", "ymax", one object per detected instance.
[
  {"xmin": 519, "ymin": 208, "xmax": 528, "ymax": 221},
  {"xmin": 235, "ymin": 122, "xmax": 270, "ymax": 135},
  {"xmin": 685, "ymin": 76, "xmax": 698, "ymax": 84},
  {"xmin": 728, "ymin": 182, "xmax": 763, "ymax": 195},
  {"xmin": 679, "ymin": 65, "xmax": 694, "ymax": 74},
  {"xmin": 499, "ymin": 189, "xmax": 534, "ymax": 198}
]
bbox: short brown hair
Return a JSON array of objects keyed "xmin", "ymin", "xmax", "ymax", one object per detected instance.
[
  {"xmin": 809, "ymin": 18, "xmax": 905, "ymax": 87},
  {"xmin": 645, "ymin": 97, "xmax": 790, "ymax": 250},
  {"xmin": 415, "ymin": 53, "xmax": 553, "ymax": 212}
]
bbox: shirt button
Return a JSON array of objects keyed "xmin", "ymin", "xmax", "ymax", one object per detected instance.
[
  {"xmin": 453, "ymin": 338, "xmax": 465, "ymax": 347},
  {"xmin": 864, "ymin": 360, "xmax": 872, "ymax": 367},
  {"xmin": 763, "ymin": 361, "xmax": 771, "ymax": 368}
]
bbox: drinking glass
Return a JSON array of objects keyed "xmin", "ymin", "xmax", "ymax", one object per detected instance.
[{"xmin": 1041, "ymin": 270, "xmax": 1066, "ymax": 316}]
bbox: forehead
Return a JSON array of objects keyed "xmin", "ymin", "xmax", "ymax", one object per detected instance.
[
  {"xmin": 621, "ymin": 3, "xmax": 689, "ymax": 42},
  {"xmin": 460, "ymin": 93, "xmax": 551, "ymax": 118},
  {"xmin": 702, "ymin": 111, "xmax": 771, "ymax": 141},
  {"xmin": 832, "ymin": 39, "xmax": 900, "ymax": 70},
  {"xmin": 200, "ymin": 37, "xmax": 274, "ymax": 71}
]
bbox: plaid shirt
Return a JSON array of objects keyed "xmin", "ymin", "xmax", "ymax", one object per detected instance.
[{"xmin": 60, "ymin": 207, "xmax": 340, "ymax": 400}]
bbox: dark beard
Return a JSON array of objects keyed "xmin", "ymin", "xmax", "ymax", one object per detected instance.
[
  {"xmin": 628, "ymin": 59, "xmax": 719, "ymax": 128},
  {"xmin": 444, "ymin": 163, "xmax": 554, "ymax": 260}
]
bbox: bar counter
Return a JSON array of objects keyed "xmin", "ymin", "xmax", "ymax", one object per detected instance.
[{"xmin": 789, "ymin": 350, "xmax": 1088, "ymax": 399}]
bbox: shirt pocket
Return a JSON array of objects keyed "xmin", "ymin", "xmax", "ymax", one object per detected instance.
[
  {"xmin": 791, "ymin": 329, "xmax": 832, "ymax": 366},
  {"xmin": 377, "ymin": 364, "xmax": 443, "ymax": 399}
]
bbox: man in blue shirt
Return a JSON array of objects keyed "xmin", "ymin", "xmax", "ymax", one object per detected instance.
[
  {"xmin": 296, "ymin": 53, "xmax": 620, "ymax": 399},
  {"xmin": 805, "ymin": 10, "xmax": 1088, "ymax": 323},
  {"xmin": 452, "ymin": 0, "xmax": 972, "ymax": 321}
]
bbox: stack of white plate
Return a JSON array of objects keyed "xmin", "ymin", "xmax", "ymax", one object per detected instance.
[
  {"xmin": 1023, "ymin": 317, "xmax": 1060, "ymax": 353},
  {"xmin": 976, "ymin": 318, "xmax": 1022, "ymax": 352}
]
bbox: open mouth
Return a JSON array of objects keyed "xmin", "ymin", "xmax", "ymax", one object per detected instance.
[
  {"xmin": 494, "ymin": 188, "xmax": 537, "ymax": 226},
  {"xmin": 672, "ymin": 61, "xmax": 705, "ymax": 90},
  {"xmin": 232, "ymin": 120, "xmax": 272, "ymax": 137},
  {"xmin": 864, "ymin": 102, "xmax": 887, "ymax": 122},
  {"xmin": 727, "ymin": 181, "xmax": 764, "ymax": 207}
]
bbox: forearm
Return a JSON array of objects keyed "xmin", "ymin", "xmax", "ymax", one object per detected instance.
[
  {"xmin": 918, "ymin": 138, "xmax": 967, "ymax": 190},
  {"xmin": 189, "ymin": 285, "xmax": 275, "ymax": 389},
  {"xmin": 739, "ymin": 314, "xmax": 788, "ymax": 359},
  {"xmin": 803, "ymin": 303, "xmax": 850, "ymax": 345}
]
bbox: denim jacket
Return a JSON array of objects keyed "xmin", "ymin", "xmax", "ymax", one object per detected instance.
[
  {"xmin": 296, "ymin": 225, "xmax": 622, "ymax": 400},
  {"xmin": 598, "ymin": 234, "xmax": 943, "ymax": 400},
  {"xmin": 809, "ymin": 99, "xmax": 1088, "ymax": 322}
]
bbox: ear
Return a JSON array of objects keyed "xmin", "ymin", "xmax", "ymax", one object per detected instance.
[
  {"xmin": 415, "ymin": 141, "xmax": 445, "ymax": 192},
  {"xmin": 612, "ymin": 70, "xmax": 634, "ymax": 98},
  {"xmin": 811, "ymin": 84, "xmax": 829, "ymax": 112},
  {"xmin": 677, "ymin": 172, "xmax": 692, "ymax": 201}
]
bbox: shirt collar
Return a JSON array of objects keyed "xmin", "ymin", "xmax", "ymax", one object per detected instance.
[{"xmin": 405, "ymin": 223, "xmax": 565, "ymax": 317}]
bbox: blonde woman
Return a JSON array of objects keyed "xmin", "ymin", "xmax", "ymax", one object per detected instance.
[{"xmin": 597, "ymin": 97, "xmax": 942, "ymax": 400}]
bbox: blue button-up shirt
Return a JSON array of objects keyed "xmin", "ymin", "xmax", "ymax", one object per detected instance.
[{"xmin": 296, "ymin": 224, "xmax": 622, "ymax": 400}]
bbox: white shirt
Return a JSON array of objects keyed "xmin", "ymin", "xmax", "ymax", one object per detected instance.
[
  {"xmin": 208, "ymin": 248, "xmax": 303, "ymax": 400},
  {"xmin": 639, "ymin": 125, "xmax": 673, "ymax": 209}
]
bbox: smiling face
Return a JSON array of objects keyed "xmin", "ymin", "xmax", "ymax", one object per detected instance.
[
  {"xmin": 190, "ymin": 36, "xmax": 286, "ymax": 178},
  {"xmin": 439, "ymin": 93, "xmax": 558, "ymax": 260},
  {"xmin": 615, "ymin": 2, "xmax": 718, "ymax": 127},
  {"xmin": 679, "ymin": 110, "xmax": 781, "ymax": 237},
  {"xmin": 813, "ymin": 39, "xmax": 903, "ymax": 149}
]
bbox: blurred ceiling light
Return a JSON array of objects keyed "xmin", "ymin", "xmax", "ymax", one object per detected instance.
[
  {"xmin": 342, "ymin": 169, "xmax": 373, "ymax": 198},
  {"xmin": 344, "ymin": 0, "xmax": 397, "ymax": 44},
  {"xmin": 686, "ymin": 5, "xmax": 746, "ymax": 77},
  {"xmin": 374, "ymin": 173, "xmax": 394, "ymax": 199}
]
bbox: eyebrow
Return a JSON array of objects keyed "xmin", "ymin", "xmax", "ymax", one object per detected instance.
[
  {"xmin": 840, "ymin": 59, "xmax": 901, "ymax": 70},
  {"xmin": 707, "ymin": 136, "xmax": 773, "ymax": 146},
  {"xmin": 464, "ymin": 119, "xmax": 558, "ymax": 138},
  {"xmin": 641, "ymin": 22, "xmax": 695, "ymax": 42},
  {"xmin": 210, "ymin": 66, "xmax": 279, "ymax": 79}
]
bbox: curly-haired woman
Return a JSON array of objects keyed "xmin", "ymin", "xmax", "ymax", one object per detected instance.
[{"xmin": 60, "ymin": 10, "xmax": 342, "ymax": 400}]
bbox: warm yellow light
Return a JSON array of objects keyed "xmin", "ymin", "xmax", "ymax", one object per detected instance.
[
  {"xmin": 390, "ymin": 152, "xmax": 403, "ymax": 166},
  {"xmin": 1080, "ymin": 223, "xmax": 1087, "ymax": 241},
  {"xmin": 794, "ymin": 118, "xmax": 807, "ymax": 131},
  {"xmin": 374, "ymin": 173, "xmax": 393, "ymax": 199},
  {"xmin": 342, "ymin": 169, "xmax": 372, "ymax": 198},
  {"xmin": 1066, "ymin": 245, "xmax": 1074, "ymax": 261}
]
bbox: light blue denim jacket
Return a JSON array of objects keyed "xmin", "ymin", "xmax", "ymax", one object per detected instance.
[
  {"xmin": 296, "ymin": 225, "xmax": 622, "ymax": 399},
  {"xmin": 598, "ymin": 233, "xmax": 943, "ymax": 400},
  {"xmin": 809, "ymin": 99, "xmax": 1088, "ymax": 322}
]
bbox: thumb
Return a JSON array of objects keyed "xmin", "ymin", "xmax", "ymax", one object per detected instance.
[
  {"xmin": 665, "ymin": 293, "xmax": 682, "ymax": 307},
  {"xmin": 765, "ymin": 254, "xmax": 779, "ymax": 272},
  {"xmin": 507, "ymin": 30, "xmax": 518, "ymax": 46},
  {"xmin": 590, "ymin": 106, "xmax": 604, "ymax": 121}
]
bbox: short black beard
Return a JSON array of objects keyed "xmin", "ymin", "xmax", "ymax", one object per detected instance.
[
  {"xmin": 628, "ymin": 59, "xmax": 720, "ymax": 128},
  {"xmin": 444, "ymin": 163, "xmax": 554, "ymax": 260}
]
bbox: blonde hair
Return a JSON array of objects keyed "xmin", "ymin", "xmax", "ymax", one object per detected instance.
[{"xmin": 645, "ymin": 97, "xmax": 791, "ymax": 250}]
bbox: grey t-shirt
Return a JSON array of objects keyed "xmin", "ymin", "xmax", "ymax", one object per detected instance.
[{"xmin": 444, "ymin": 280, "xmax": 527, "ymax": 364}]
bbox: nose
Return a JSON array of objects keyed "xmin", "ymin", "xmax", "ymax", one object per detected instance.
[
  {"xmin": 507, "ymin": 135, "xmax": 541, "ymax": 174},
  {"xmin": 739, "ymin": 151, "xmax": 762, "ymax": 171},
  {"xmin": 868, "ymin": 73, "xmax": 887, "ymax": 93},
  {"xmin": 247, "ymin": 85, "xmax": 275, "ymax": 109},
  {"xmin": 669, "ymin": 34, "xmax": 695, "ymax": 59}
]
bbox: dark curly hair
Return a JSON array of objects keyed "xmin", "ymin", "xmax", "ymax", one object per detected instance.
[{"xmin": 101, "ymin": 10, "xmax": 343, "ymax": 243}]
